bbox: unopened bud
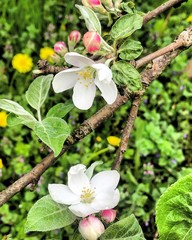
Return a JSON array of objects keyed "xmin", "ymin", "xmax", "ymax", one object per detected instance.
[
  {"xmin": 83, "ymin": 31, "xmax": 101, "ymax": 53},
  {"xmin": 101, "ymin": 209, "xmax": 116, "ymax": 223},
  {"xmin": 79, "ymin": 215, "xmax": 105, "ymax": 240},
  {"xmin": 114, "ymin": 0, "xmax": 122, "ymax": 9},
  {"xmin": 69, "ymin": 30, "xmax": 81, "ymax": 43},
  {"xmin": 82, "ymin": 0, "xmax": 101, "ymax": 7},
  {"xmin": 50, "ymin": 53, "xmax": 61, "ymax": 64},
  {"xmin": 54, "ymin": 42, "xmax": 67, "ymax": 56},
  {"xmin": 101, "ymin": 0, "xmax": 113, "ymax": 9},
  {"xmin": 82, "ymin": 0, "xmax": 107, "ymax": 15}
]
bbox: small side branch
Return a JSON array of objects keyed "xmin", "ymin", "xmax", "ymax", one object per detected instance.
[
  {"xmin": 136, "ymin": 27, "xmax": 192, "ymax": 69},
  {"xmin": 113, "ymin": 96, "xmax": 142, "ymax": 170},
  {"xmin": 143, "ymin": 0, "xmax": 186, "ymax": 24}
]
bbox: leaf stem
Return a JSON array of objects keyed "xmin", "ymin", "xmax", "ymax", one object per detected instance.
[{"xmin": 37, "ymin": 109, "xmax": 42, "ymax": 122}]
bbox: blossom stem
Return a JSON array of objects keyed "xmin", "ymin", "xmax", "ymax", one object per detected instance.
[{"xmin": 83, "ymin": 147, "xmax": 109, "ymax": 165}]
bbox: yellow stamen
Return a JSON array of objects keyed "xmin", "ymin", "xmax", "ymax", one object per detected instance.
[
  {"xmin": 80, "ymin": 187, "xmax": 95, "ymax": 204},
  {"xmin": 77, "ymin": 67, "xmax": 96, "ymax": 87}
]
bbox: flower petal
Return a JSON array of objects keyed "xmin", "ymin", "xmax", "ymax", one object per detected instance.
[
  {"xmin": 52, "ymin": 68, "xmax": 79, "ymax": 93},
  {"xmin": 92, "ymin": 63, "xmax": 112, "ymax": 83},
  {"xmin": 48, "ymin": 184, "xmax": 80, "ymax": 205},
  {"xmin": 72, "ymin": 81, "xmax": 96, "ymax": 110},
  {"xmin": 107, "ymin": 189, "xmax": 120, "ymax": 209},
  {"xmin": 91, "ymin": 170, "xmax": 120, "ymax": 191},
  {"xmin": 94, "ymin": 78, "xmax": 117, "ymax": 104},
  {"xmin": 91, "ymin": 190, "xmax": 120, "ymax": 210},
  {"xmin": 69, "ymin": 203, "xmax": 99, "ymax": 218},
  {"xmin": 68, "ymin": 167, "xmax": 90, "ymax": 195},
  {"xmin": 69, "ymin": 164, "xmax": 86, "ymax": 175},
  {"xmin": 65, "ymin": 52, "xmax": 95, "ymax": 68}
]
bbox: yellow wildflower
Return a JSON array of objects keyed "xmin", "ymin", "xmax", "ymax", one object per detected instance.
[
  {"xmin": 186, "ymin": 16, "xmax": 192, "ymax": 22},
  {"xmin": 0, "ymin": 159, "xmax": 3, "ymax": 169},
  {"xmin": 0, "ymin": 111, "xmax": 7, "ymax": 127},
  {"xmin": 40, "ymin": 47, "xmax": 54, "ymax": 62},
  {"xmin": 96, "ymin": 136, "xmax": 102, "ymax": 142},
  {"xmin": 12, "ymin": 53, "xmax": 33, "ymax": 73},
  {"xmin": 107, "ymin": 136, "xmax": 121, "ymax": 147}
]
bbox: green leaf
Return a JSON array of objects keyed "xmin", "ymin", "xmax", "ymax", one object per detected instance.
[
  {"xmin": 0, "ymin": 99, "xmax": 37, "ymax": 128},
  {"xmin": 25, "ymin": 74, "xmax": 53, "ymax": 110},
  {"xmin": 46, "ymin": 101, "xmax": 74, "ymax": 118},
  {"xmin": 34, "ymin": 117, "xmax": 71, "ymax": 157},
  {"xmin": 118, "ymin": 39, "xmax": 143, "ymax": 60},
  {"xmin": 25, "ymin": 195, "xmax": 76, "ymax": 232},
  {"xmin": 7, "ymin": 113, "xmax": 36, "ymax": 129},
  {"xmin": 111, "ymin": 13, "xmax": 143, "ymax": 40},
  {"xmin": 156, "ymin": 174, "xmax": 192, "ymax": 240},
  {"xmin": 100, "ymin": 214, "xmax": 145, "ymax": 240},
  {"xmin": 112, "ymin": 61, "xmax": 142, "ymax": 91},
  {"xmin": 75, "ymin": 5, "xmax": 101, "ymax": 35}
]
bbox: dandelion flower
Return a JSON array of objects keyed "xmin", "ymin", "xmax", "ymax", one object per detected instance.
[
  {"xmin": 186, "ymin": 16, "xmax": 192, "ymax": 22},
  {"xmin": 96, "ymin": 136, "xmax": 102, "ymax": 142},
  {"xmin": 40, "ymin": 47, "xmax": 54, "ymax": 62},
  {"xmin": 12, "ymin": 53, "xmax": 33, "ymax": 73},
  {"xmin": 0, "ymin": 159, "xmax": 3, "ymax": 169},
  {"xmin": 107, "ymin": 136, "xmax": 121, "ymax": 147},
  {"xmin": 52, "ymin": 52, "xmax": 118, "ymax": 110},
  {"xmin": 0, "ymin": 111, "xmax": 7, "ymax": 127},
  {"xmin": 49, "ymin": 163, "xmax": 120, "ymax": 218}
]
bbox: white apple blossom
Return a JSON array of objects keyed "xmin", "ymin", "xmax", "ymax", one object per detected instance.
[
  {"xmin": 48, "ymin": 163, "xmax": 120, "ymax": 218},
  {"xmin": 52, "ymin": 52, "xmax": 118, "ymax": 110}
]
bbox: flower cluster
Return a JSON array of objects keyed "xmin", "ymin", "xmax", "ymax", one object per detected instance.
[
  {"xmin": 143, "ymin": 162, "xmax": 154, "ymax": 176},
  {"xmin": 49, "ymin": 163, "xmax": 120, "ymax": 239}
]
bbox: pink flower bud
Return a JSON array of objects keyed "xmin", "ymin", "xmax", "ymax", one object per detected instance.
[
  {"xmin": 83, "ymin": 31, "xmax": 101, "ymax": 53},
  {"xmin": 69, "ymin": 30, "xmax": 81, "ymax": 43},
  {"xmin": 89, "ymin": 0, "xmax": 101, "ymax": 6},
  {"xmin": 82, "ymin": 0, "xmax": 101, "ymax": 7},
  {"xmin": 101, "ymin": 209, "xmax": 116, "ymax": 223},
  {"xmin": 79, "ymin": 215, "xmax": 105, "ymax": 240},
  {"xmin": 54, "ymin": 41, "xmax": 67, "ymax": 54}
]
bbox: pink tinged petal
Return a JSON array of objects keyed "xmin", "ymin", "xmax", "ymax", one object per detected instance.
[
  {"xmin": 52, "ymin": 68, "xmax": 80, "ymax": 93},
  {"xmin": 91, "ymin": 170, "xmax": 120, "ymax": 191},
  {"xmin": 68, "ymin": 169, "xmax": 90, "ymax": 196},
  {"xmin": 64, "ymin": 52, "xmax": 95, "ymax": 68},
  {"xmin": 72, "ymin": 81, "xmax": 96, "ymax": 110},
  {"xmin": 69, "ymin": 203, "xmax": 99, "ymax": 218},
  {"xmin": 91, "ymin": 190, "xmax": 119, "ymax": 210},
  {"xmin": 94, "ymin": 78, "xmax": 118, "ymax": 104},
  {"xmin": 48, "ymin": 184, "xmax": 80, "ymax": 205},
  {"xmin": 92, "ymin": 63, "xmax": 112, "ymax": 82}
]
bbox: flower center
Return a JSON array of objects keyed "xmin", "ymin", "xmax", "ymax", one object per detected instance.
[
  {"xmin": 77, "ymin": 67, "xmax": 96, "ymax": 87},
  {"xmin": 80, "ymin": 187, "xmax": 95, "ymax": 204}
]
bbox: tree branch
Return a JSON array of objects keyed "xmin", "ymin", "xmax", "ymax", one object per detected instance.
[
  {"xmin": 143, "ymin": 0, "xmax": 186, "ymax": 24},
  {"xmin": 136, "ymin": 27, "xmax": 192, "ymax": 68},
  {"xmin": 113, "ymin": 95, "xmax": 142, "ymax": 170}
]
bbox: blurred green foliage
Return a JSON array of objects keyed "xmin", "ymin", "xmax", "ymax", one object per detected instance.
[{"xmin": 0, "ymin": 0, "xmax": 192, "ymax": 239}]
